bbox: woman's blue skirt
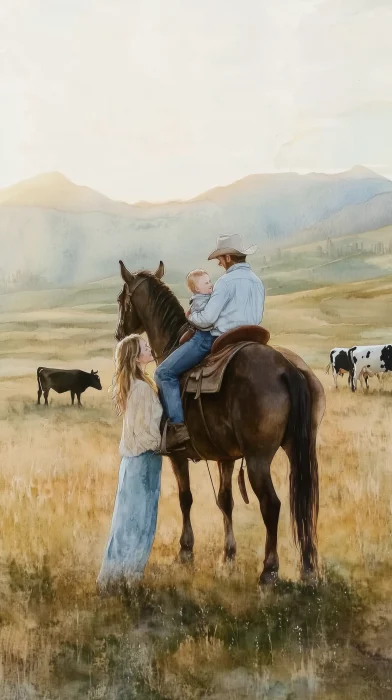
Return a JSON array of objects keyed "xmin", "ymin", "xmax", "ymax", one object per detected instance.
[{"xmin": 97, "ymin": 451, "xmax": 162, "ymax": 589}]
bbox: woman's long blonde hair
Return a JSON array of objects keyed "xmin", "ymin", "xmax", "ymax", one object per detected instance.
[{"xmin": 112, "ymin": 334, "xmax": 156, "ymax": 415}]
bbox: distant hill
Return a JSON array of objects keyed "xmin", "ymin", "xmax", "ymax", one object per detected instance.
[
  {"xmin": 252, "ymin": 224, "xmax": 392, "ymax": 296},
  {"xmin": 264, "ymin": 273, "xmax": 392, "ymax": 366},
  {"xmin": 297, "ymin": 191, "xmax": 392, "ymax": 244},
  {"xmin": 2, "ymin": 166, "xmax": 392, "ymax": 289},
  {"xmin": 0, "ymin": 172, "xmax": 126, "ymax": 213}
]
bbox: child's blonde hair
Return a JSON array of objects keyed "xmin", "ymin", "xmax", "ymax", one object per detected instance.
[
  {"xmin": 112, "ymin": 334, "xmax": 156, "ymax": 415},
  {"xmin": 186, "ymin": 269, "xmax": 209, "ymax": 293}
]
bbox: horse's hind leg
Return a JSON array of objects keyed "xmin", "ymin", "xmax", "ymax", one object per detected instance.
[
  {"xmin": 246, "ymin": 452, "xmax": 281, "ymax": 585},
  {"xmin": 170, "ymin": 453, "xmax": 194, "ymax": 562},
  {"xmin": 217, "ymin": 460, "xmax": 236, "ymax": 561}
]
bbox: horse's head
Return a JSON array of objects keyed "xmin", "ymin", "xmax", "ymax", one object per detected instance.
[{"xmin": 115, "ymin": 260, "xmax": 165, "ymax": 341}]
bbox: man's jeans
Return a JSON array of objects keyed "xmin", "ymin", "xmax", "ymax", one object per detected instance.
[{"xmin": 155, "ymin": 330, "xmax": 214, "ymax": 424}]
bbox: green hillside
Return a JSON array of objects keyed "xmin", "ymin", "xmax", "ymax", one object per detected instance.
[
  {"xmin": 263, "ymin": 274, "xmax": 392, "ymax": 365},
  {"xmin": 1, "ymin": 270, "xmax": 391, "ymax": 376},
  {"xmin": 2, "ymin": 222, "xmax": 392, "ymax": 321},
  {"xmin": 251, "ymin": 224, "xmax": 392, "ymax": 295}
]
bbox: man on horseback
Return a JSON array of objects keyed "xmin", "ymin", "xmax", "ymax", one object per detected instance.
[
  {"xmin": 117, "ymin": 252, "xmax": 323, "ymax": 582},
  {"xmin": 155, "ymin": 233, "xmax": 265, "ymax": 452}
]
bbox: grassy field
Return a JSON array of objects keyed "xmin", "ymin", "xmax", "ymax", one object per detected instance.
[
  {"xmin": 0, "ymin": 275, "xmax": 391, "ymax": 698},
  {"xmin": 252, "ymin": 224, "xmax": 392, "ymax": 295}
]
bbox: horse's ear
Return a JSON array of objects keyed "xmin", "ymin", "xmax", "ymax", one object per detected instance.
[
  {"xmin": 119, "ymin": 260, "xmax": 135, "ymax": 285},
  {"xmin": 154, "ymin": 261, "xmax": 165, "ymax": 279}
]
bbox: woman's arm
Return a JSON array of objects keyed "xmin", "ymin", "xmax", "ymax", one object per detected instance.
[{"xmin": 123, "ymin": 382, "xmax": 162, "ymax": 454}]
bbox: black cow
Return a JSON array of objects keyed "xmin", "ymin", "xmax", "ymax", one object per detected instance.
[
  {"xmin": 326, "ymin": 347, "xmax": 352, "ymax": 388},
  {"xmin": 37, "ymin": 367, "xmax": 102, "ymax": 406}
]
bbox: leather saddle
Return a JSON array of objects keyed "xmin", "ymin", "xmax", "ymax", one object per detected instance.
[{"xmin": 180, "ymin": 325, "xmax": 270, "ymax": 398}]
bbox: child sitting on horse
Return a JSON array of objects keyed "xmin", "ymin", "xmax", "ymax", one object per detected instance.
[{"xmin": 186, "ymin": 269, "xmax": 214, "ymax": 321}]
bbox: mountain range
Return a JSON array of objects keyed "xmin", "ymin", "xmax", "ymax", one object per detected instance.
[{"xmin": 2, "ymin": 166, "xmax": 392, "ymax": 288}]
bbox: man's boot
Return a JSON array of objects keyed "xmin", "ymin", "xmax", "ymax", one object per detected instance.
[{"xmin": 161, "ymin": 421, "xmax": 190, "ymax": 454}]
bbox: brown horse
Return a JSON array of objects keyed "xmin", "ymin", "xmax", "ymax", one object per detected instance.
[{"xmin": 115, "ymin": 260, "xmax": 326, "ymax": 584}]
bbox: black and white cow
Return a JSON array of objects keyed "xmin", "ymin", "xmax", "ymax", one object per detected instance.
[
  {"xmin": 348, "ymin": 345, "xmax": 392, "ymax": 392},
  {"xmin": 326, "ymin": 348, "xmax": 352, "ymax": 388},
  {"xmin": 37, "ymin": 367, "xmax": 102, "ymax": 406},
  {"xmin": 326, "ymin": 347, "xmax": 379, "ymax": 390}
]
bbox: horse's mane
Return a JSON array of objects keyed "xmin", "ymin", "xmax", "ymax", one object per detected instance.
[{"xmin": 138, "ymin": 271, "xmax": 186, "ymax": 336}]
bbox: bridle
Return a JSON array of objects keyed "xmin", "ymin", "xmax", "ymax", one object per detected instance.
[{"xmin": 119, "ymin": 275, "xmax": 189, "ymax": 363}]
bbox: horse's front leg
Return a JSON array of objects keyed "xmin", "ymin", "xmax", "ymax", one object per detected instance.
[
  {"xmin": 170, "ymin": 453, "xmax": 194, "ymax": 563},
  {"xmin": 217, "ymin": 460, "xmax": 236, "ymax": 561}
]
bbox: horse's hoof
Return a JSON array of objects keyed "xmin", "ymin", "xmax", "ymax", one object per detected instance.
[
  {"xmin": 259, "ymin": 569, "xmax": 279, "ymax": 586},
  {"xmin": 177, "ymin": 549, "xmax": 194, "ymax": 565},
  {"xmin": 223, "ymin": 548, "xmax": 236, "ymax": 563}
]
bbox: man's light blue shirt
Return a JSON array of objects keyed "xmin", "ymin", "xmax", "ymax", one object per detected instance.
[{"xmin": 189, "ymin": 263, "xmax": 265, "ymax": 337}]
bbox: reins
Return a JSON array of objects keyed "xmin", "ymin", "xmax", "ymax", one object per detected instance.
[
  {"xmin": 205, "ymin": 459, "xmax": 220, "ymax": 508},
  {"xmin": 204, "ymin": 457, "xmax": 247, "ymax": 520},
  {"xmin": 183, "ymin": 394, "xmax": 247, "ymax": 515},
  {"xmin": 176, "ymin": 397, "xmax": 227, "ymax": 516}
]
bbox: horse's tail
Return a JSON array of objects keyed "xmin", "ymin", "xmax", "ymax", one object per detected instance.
[
  {"xmin": 325, "ymin": 348, "xmax": 335, "ymax": 374},
  {"xmin": 283, "ymin": 367, "xmax": 319, "ymax": 574}
]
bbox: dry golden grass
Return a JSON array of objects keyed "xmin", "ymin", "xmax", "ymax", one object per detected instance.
[
  {"xmin": 1, "ymin": 369, "xmax": 391, "ymax": 593},
  {"xmin": 0, "ymin": 280, "xmax": 391, "ymax": 698},
  {"xmin": 0, "ymin": 369, "xmax": 391, "ymax": 698}
]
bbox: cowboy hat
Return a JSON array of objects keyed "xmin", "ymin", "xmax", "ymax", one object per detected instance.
[{"xmin": 208, "ymin": 234, "xmax": 257, "ymax": 261}]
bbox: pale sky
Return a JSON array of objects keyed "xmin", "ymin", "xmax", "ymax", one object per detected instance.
[{"xmin": 1, "ymin": 0, "xmax": 392, "ymax": 202}]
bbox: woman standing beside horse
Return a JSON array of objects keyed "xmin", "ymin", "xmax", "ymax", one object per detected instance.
[{"xmin": 97, "ymin": 334, "xmax": 163, "ymax": 591}]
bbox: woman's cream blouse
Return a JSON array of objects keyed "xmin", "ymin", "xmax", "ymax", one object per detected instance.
[{"xmin": 119, "ymin": 379, "xmax": 163, "ymax": 457}]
